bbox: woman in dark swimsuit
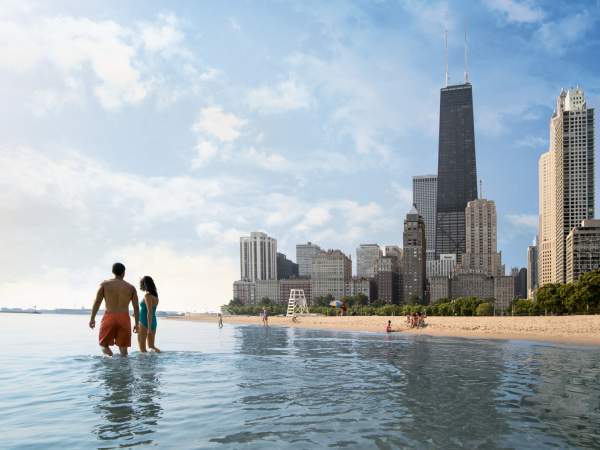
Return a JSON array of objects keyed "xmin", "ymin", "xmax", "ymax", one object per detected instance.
[{"xmin": 138, "ymin": 276, "xmax": 160, "ymax": 353}]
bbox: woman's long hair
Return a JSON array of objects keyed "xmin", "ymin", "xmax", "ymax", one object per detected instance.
[{"xmin": 140, "ymin": 276, "xmax": 158, "ymax": 298}]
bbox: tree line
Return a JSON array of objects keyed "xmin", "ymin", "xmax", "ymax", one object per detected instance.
[{"xmin": 224, "ymin": 269, "xmax": 600, "ymax": 316}]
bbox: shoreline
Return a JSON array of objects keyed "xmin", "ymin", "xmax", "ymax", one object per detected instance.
[{"xmin": 170, "ymin": 314, "xmax": 600, "ymax": 346}]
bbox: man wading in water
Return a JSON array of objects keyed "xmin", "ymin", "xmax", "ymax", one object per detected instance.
[{"xmin": 89, "ymin": 262, "xmax": 140, "ymax": 356}]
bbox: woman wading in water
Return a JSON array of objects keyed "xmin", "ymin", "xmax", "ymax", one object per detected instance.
[{"xmin": 138, "ymin": 276, "xmax": 161, "ymax": 353}]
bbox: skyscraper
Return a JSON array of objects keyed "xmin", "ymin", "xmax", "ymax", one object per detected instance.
[
  {"xmin": 375, "ymin": 255, "xmax": 401, "ymax": 304},
  {"xmin": 311, "ymin": 250, "xmax": 352, "ymax": 302},
  {"xmin": 553, "ymin": 88, "xmax": 595, "ymax": 283},
  {"xmin": 240, "ymin": 232, "xmax": 277, "ymax": 281},
  {"xmin": 539, "ymin": 87, "xmax": 595, "ymax": 285},
  {"xmin": 565, "ymin": 219, "xmax": 600, "ymax": 283},
  {"xmin": 296, "ymin": 242, "xmax": 321, "ymax": 277},
  {"xmin": 413, "ymin": 175, "xmax": 437, "ymax": 261},
  {"xmin": 538, "ymin": 150, "xmax": 557, "ymax": 286},
  {"xmin": 356, "ymin": 244, "xmax": 382, "ymax": 278},
  {"xmin": 460, "ymin": 198, "xmax": 503, "ymax": 277},
  {"xmin": 435, "ymin": 83, "xmax": 478, "ymax": 262},
  {"xmin": 527, "ymin": 239, "xmax": 538, "ymax": 299},
  {"xmin": 276, "ymin": 252, "xmax": 299, "ymax": 280},
  {"xmin": 403, "ymin": 206, "xmax": 427, "ymax": 303}
]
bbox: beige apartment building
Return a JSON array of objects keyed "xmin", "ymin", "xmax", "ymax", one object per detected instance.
[{"xmin": 539, "ymin": 88, "xmax": 595, "ymax": 286}]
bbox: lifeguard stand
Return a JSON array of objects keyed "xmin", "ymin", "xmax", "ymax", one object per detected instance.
[{"xmin": 286, "ymin": 289, "xmax": 309, "ymax": 317}]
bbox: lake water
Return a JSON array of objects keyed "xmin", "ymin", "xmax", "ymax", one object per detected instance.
[{"xmin": 1, "ymin": 314, "xmax": 599, "ymax": 449}]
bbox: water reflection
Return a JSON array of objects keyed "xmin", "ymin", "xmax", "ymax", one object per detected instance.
[
  {"xmin": 91, "ymin": 356, "xmax": 163, "ymax": 448},
  {"xmin": 229, "ymin": 326, "xmax": 600, "ymax": 448}
]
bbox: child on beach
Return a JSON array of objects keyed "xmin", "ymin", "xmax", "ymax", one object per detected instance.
[
  {"xmin": 218, "ymin": 313, "xmax": 223, "ymax": 328},
  {"xmin": 138, "ymin": 276, "xmax": 161, "ymax": 353},
  {"xmin": 386, "ymin": 320, "xmax": 392, "ymax": 333},
  {"xmin": 261, "ymin": 308, "xmax": 269, "ymax": 326}
]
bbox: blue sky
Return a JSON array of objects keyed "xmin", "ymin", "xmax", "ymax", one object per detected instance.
[{"xmin": 1, "ymin": 0, "xmax": 599, "ymax": 311}]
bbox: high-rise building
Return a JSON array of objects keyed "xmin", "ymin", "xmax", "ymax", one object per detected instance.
[
  {"xmin": 348, "ymin": 277, "xmax": 376, "ymax": 301},
  {"xmin": 539, "ymin": 87, "xmax": 595, "ymax": 285},
  {"xmin": 374, "ymin": 255, "xmax": 401, "ymax": 304},
  {"xmin": 413, "ymin": 175, "xmax": 437, "ymax": 261},
  {"xmin": 240, "ymin": 232, "xmax": 277, "ymax": 281},
  {"xmin": 403, "ymin": 206, "xmax": 427, "ymax": 303},
  {"xmin": 385, "ymin": 245, "xmax": 403, "ymax": 260},
  {"xmin": 233, "ymin": 280, "xmax": 255, "ymax": 305},
  {"xmin": 527, "ymin": 238, "xmax": 538, "ymax": 299},
  {"xmin": 356, "ymin": 244, "xmax": 382, "ymax": 278},
  {"xmin": 566, "ymin": 219, "xmax": 600, "ymax": 283},
  {"xmin": 511, "ymin": 267, "xmax": 527, "ymax": 299},
  {"xmin": 427, "ymin": 253, "xmax": 457, "ymax": 278},
  {"xmin": 296, "ymin": 242, "xmax": 322, "ymax": 277},
  {"xmin": 435, "ymin": 83, "xmax": 478, "ymax": 262},
  {"xmin": 255, "ymin": 280, "xmax": 280, "ymax": 304},
  {"xmin": 460, "ymin": 199, "xmax": 503, "ymax": 276},
  {"xmin": 276, "ymin": 252, "xmax": 299, "ymax": 280},
  {"xmin": 538, "ymin": 150, "xmax": 557, "ymax": 286},
  {"xmin": 429, "ymin": 275, "xmax": 450, "ymax": 304},
  {"xmin": 311, "ymin": 250, "xmax": 352, "ymax": 302}
]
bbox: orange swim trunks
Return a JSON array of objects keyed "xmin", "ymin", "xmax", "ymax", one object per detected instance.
[{"xmin": 99, "ymin": 312, "xmax": 131, "ymax": 347}]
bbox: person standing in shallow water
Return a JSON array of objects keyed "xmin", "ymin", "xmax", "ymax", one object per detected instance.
[
  {"xmin": 89, "ymin": 262, "xmax": 140, "ymax": 357},
  {"xmin": 138, "ymin": 276, "xmax": 161, "ymax": 353}
]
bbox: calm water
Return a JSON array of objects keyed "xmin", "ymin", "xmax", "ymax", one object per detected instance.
[{"xmin": 1, "ymin": 314, "xmax": 600, "ymax": 449}]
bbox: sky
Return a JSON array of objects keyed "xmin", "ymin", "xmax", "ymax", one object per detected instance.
[{"xmin": 1, "ymin": 0, "xmax": 599, "ymax": 312}]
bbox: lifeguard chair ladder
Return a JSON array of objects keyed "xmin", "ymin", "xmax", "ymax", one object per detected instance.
[{"xmin": 286, "ymin": 289, "xmax": 309, "ymax": 317}]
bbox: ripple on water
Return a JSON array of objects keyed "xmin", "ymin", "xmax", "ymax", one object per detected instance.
[{"xmin": 1, "ymin": 320, "xmax": 600, "ymax": 449}]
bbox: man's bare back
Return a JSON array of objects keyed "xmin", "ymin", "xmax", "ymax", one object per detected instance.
[
  {"xmin": 99, "ymin": 278, "xmax": 138, "ymax": 312},
  {"xmin": 89, "ymin": 263, "xmax": 140, "ymax": 356}
]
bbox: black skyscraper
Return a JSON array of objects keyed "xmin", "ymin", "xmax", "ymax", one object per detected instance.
[{"xmin": 435, "ymin": 83, "xmax": 478, "ymax": 261}]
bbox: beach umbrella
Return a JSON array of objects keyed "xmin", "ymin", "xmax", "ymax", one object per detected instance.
[{"xmin": 329, "ymin": 300, "xmax": 342, "ymax": 308}]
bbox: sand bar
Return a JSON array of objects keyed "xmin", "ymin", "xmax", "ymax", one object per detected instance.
[{"xmin": 171, "ymin": 314, "xmax": 600, "ymax": 346}]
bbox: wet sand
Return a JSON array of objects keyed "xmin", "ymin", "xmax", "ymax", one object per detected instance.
[{"xmin": 171, "ymin": 314, "xmax": 600, "ymax": 346}]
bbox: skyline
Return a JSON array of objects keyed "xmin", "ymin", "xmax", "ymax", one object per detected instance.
[{"xmin": 1, "ymin": 0, "xmax": 599, "ymax": 311}]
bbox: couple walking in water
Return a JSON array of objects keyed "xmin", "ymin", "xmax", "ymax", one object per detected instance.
[{"xmin": 89, "ymin": 262, "xmax": 160, "ymax": 356}]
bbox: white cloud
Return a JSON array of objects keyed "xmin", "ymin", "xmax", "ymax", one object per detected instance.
[
  {"xmin": 537, "ymin": 12, "xmax": 594, "ymax": 54},
  {"xmin": 391, "ymin": 182, "xmax": 414, "ymax": 210},
  {"xmin": 0, "ymin": 147, "xmax": 227, "ymax": 223},
  {"xmin": 0, "ymin": 243, "xmax": 237, "ymax": 312},
  {"xmin": 192, "ymin": 106, "xmax": 247, "ymax": 142},
  {"xmin": 196, "ymin": 222, "xmax": 244, "ymax": 245},
  {"xmin": 485, "ymin": 0, "xmax": 544, "ymax": 24},
  {"xmin": 515, "ymin": 135, "xmax": 547, "ymax": 149},
  {"xmin": 242, "ymin": 147, "xmax": 290, "ymax": 171},
  {"xmin": 192, "ymin": 140, "xmax": 219, "ymax": 168},
  {"xmin": 0, "ymin": 9, "xmax": 200, "ymax": 111},
  {"xmin": 247, "ymin": 77, "xmax": 311, "ymax": 113},
  {"xmin": 139, "ymin": 14, "xmax": 184, "ymax": 54},
  {"xmin": 507, "ymin": 213, "xmax": 538, "ymax": 230}
]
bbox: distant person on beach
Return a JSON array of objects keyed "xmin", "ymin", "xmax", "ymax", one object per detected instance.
[
  {"xmin": 138, "ymin": 276, "xmax": 161, "ymax": 353},
  {"xmin": 89, "ymin": 262, "xmax": 139, "ymax": 357},
  {"xmin": 261, "ymin": 308, "xmax": 269, "ymax": 326},
  {"xmin": 386, "ymin": 320, "xmax": 392, "ymax": 333},
  {"xmin": 218, "ymin": 313, "xmax": 223, "ymax": 328}
]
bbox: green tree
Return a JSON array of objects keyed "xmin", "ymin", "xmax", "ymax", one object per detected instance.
[
  {"xmin": 536, "ymin": 283, "xmax": 564, "ymax": 314},
  {"xmin": 259, "ymin": 297, "xmax": 272, "ymax": 306},
  {"xmin": 476, "ymin": 302, "xmax": 493, "ymax": 316},
  {"xmin": 229, "ymin": 298, "xmax": 243, "ymax": 307},
  {"xmin": 356, "ymin": 293, "xmax": 369, "ymax": 306},
  {"xmin": 573, "ymin": 269, "xmax": 600, "ymax": 313}
]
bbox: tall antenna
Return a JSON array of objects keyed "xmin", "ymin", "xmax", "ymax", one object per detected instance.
[
  {"xmin": 464, "ymin": 25, "xmax": 469, "ymax": 83},
  {"xmin": 444, "ymin": 28, "xmax": 449, "ymax": 87},
  {"xmin": 479, "ymin": 179, "xmax": 483, "ymax": 199}
]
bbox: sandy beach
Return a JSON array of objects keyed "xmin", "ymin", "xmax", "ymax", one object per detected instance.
[{"xmin": 172, "ymin": 313, "xmax": 600, "ymax": 346}]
